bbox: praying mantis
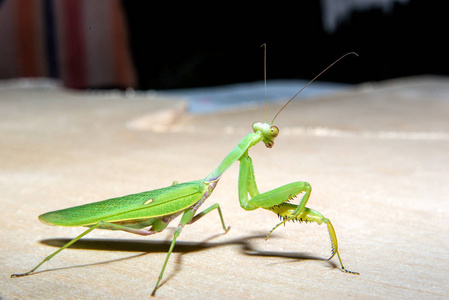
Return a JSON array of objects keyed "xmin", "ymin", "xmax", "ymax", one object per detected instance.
[{"xmin": 11, "ymin": 47, "xmax": 359, "ymax": 296}]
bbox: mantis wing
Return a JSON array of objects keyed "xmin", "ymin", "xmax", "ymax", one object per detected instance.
[{"xmin": 39, "ymin": 180, "xmax": 206, "ymax": 227}]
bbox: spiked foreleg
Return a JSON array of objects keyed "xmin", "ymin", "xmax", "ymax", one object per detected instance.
[
  {"xmin": 238, "ymin": 155, "xmax": 358, "ymax": 275},
  {"xmin": 238, "ymin": 155, "xmax": 312, "ymax": 213},
  {"xmin": 238, "ymin": 155, "xmax": 259, "ymax": 211},
  {"xmin": 268, "ymin": 203, "xmax": 358, "ymax": 274}
]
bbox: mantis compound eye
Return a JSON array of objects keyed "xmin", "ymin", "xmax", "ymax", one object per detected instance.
[{"xmin": 270, "ymin": 126, "xmax": 279, "ymax": 138}]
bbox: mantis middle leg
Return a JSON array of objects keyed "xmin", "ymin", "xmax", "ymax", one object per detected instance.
[{"xmin": 151, "ymin": 202, "xmax": 229, "ymax": 296}]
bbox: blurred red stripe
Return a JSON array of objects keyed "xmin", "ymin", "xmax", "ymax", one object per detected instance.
[
  {"xmin": 61, "ymin": 0, "xmax": 86, "ymax": 88},
  {"xmin": 14, "ymin": 0, "xmax": 44, "ymax": 77},
  {"xmin": 111, "ymin": 0, "xmax": 135, "ymax": 88},
  {"xmin": 1, "ymin": 0, "xmax": 135, "ymax": 88}
]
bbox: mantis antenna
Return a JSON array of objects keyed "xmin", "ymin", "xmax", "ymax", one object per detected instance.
[
  {"xmin": 270, "ymin": 51, "xmax": 358, "ymax": 124},
  {"xmin": 261, "ymin": 43, "xmax": 268, "ymax": 123}
]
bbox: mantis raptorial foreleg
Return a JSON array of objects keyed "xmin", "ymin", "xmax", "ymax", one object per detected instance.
[{"xmin": 237, "ymin": 151, "xmax": 358, "ymax": 274}]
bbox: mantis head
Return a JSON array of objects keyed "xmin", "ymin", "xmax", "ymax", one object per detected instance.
[{"xmin": 252, "ymin": 121, "xmax": 279, "ymax": 148}]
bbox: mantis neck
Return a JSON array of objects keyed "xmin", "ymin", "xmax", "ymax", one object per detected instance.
[{"xmin": 204, "ymin": 132, "xmax": 261, "ymax": 183}]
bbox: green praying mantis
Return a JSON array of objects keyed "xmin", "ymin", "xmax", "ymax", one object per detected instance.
[{"xmin": 11, "ymin": 47, "xmax": 359, "ymax": 296}]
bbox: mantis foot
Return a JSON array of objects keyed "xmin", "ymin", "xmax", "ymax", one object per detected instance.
[{"xmin": 11, "ymin": 272, "xmax": 32, "ymax": 278}]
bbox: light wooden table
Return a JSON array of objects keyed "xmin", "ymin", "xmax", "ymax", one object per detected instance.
[{"xmin": 2, "ymin": 77, "xmax": 448, "ymax": 299}]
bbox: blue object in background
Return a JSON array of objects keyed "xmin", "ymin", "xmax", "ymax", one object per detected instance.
[{"xmin": 160, "ymin": 79, "xmax": 351, "ymax": 114}]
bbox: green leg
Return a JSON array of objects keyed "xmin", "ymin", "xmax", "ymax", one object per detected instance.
[
  {"xmin": 238, "ymin": 154, "xmax": 312, "ymax": 214},
  {"xmin": 151, "ymin": 208, "xmax": 195, "ymax": 296},
  {"xmin": 151, "ymin": 223, "xmax": 182, "ymax": 296},
  {"xmin": 151, "ymin": 204, "xmax": 230, "ymax": 296},
  {"xmin": 323, "ymin": 217, "xmax": 358, "ymax": 274},
  {"xmin": 11, "ymin": 221, "xmax": 159, "ymax": 278},
  {"xmin": 11, "ymin": 224, "xmax": 101, "ymax": 278},
  {"xmin": 237, "ymin": 155, "xmax": 258, "ymax": 210},
  {"xmin": 238, "ymin": 154, "xmax": 358, "ymax": 275},
  {"xmin": 270, "ymin": 205, "xmax": 359, "ymax": 274},
  {"xmin": 188, "ymin": 203, "xmax": 230, "ymax": 233}
]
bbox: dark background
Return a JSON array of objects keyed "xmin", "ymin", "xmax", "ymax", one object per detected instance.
[{"xmin": 122, "ymin": 0, "xmax": 446, "ymax": 90}]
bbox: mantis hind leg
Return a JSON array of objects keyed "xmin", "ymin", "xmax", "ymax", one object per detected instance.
[
  {"xmin": 11, "ymin": 224, "xmax": 101, "ymax": 278},
  {"xmin": 10, "ymin": 221, "xmax": 161, "ymax": 278}
]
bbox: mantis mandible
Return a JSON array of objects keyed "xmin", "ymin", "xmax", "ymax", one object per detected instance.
[{"xmin": 11, "ymin": 47, "xmax": 359, "ymax": 296}]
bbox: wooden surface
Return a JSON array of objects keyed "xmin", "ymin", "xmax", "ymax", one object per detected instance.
[{"xmin": 1, "ymin": 77, "xmax": 448, "ymax": 299}]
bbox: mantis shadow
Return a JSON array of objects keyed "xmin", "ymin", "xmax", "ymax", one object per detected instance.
[{"xmin": 38, "ymin": 231, "xmax": 335, "ymax": 288}]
